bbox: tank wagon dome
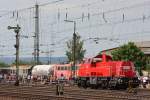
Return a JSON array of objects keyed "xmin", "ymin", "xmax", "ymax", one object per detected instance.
[{"xmin": 32, "ymin": 65, "xmax": 54, "ymax": 76}]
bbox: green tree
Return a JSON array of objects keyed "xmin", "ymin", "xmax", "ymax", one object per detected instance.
[
  {"xmin": 66, "ymin": 33, "xmax": 86, "ymax": 63},
  {"xmin": 12, "ymin": 60, "xmax": 42, "ymax": 65},
  {"xmin": 111, "ymin": 42, "xmax": 147, "ymax": 75},
  {"xmin": 0, "ymin": 61, "xmax": 9, "ymax": 67},
  {"xmin": 0, "ymin": 62, "xmax": 10, "ymax": 74}
]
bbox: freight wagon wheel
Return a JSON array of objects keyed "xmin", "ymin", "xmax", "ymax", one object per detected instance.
[{"xmin": 77, "ymin": 81, "xmax": 81, "ymax": 88}]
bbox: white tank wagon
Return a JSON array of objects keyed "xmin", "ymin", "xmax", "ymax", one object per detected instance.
[{"xmin": 32, "ymin": 65, "xmax": 55, "ymax": 76}]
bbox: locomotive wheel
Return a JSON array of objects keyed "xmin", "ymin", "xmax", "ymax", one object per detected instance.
[
  {"xmin": 102, "ymin": 83, "xmax": 106, "ymax": 89},
  {"xmin": 90, "ymin": 84, "xmax": 98, "ymax": 89},
  {"xmin": 122, "ymin": 84, "xmax": 128, "ymax": 90},
  {"xmin": 108, "ymin": 83, "xmax": 114, "ymax": 90},
  {"xmin": 102, "ymin": 81, "xmax": 108, "ymax": 89},
  {"xmin": 90, "ymin": 85, "xmax": 94, "ymax": 89},
  {"xmin": 122, "ymin": 85, "xmax": 127, "ymax": 90},
  {"xmin": 94, "ymin": 85, "xmax": 98, "ymax": 89},
  {"xmin": 86, "ymin": 80, "xmax": 90, "ymax": 87},
  {"xmin": 81, "ymin": 80, "xmax": 87, "ymax": 89},
  {"xmin": 117, "ymin": 83, "xmax": 127, "ymax": 90}
]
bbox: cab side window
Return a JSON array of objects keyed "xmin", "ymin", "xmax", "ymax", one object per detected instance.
[{"xmin": 58, "ymin": 66, "xmax": 60, "ymax": 70}]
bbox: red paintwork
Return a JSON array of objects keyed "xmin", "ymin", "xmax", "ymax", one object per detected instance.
[
  {"xmin": 54, "ymin": 64, "xmax": 80, "ymax": 80},
  {"xmin": 78, "ymin": 53, "xmax": 136, "ymax": 78},
  {"xmin": 54, "ymin": 64, "xmax": 72, "ymax": 80}
]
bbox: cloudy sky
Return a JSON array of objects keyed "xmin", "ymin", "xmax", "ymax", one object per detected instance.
[{"xmin": 0, "ymin": 0, "xmax": 150, "ymax": 58}]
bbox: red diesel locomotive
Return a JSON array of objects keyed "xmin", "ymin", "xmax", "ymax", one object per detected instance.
[{"xmin": 77, "ymin": 53, "xmax": 140, "ymax": 89}]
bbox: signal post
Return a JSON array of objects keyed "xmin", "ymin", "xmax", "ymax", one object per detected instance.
[
  {"xmin": 64, "ymin": 20, "xmax": 77, "ymax": 79},
  {"xmin": 8, "ymin": 24, "xmax": 21, "ymax": 86}
]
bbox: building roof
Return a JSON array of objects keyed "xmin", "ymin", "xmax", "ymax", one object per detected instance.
[
  {"xmin": 101, "ymin": 41, "xmax": 150, "ymax": 55},
  {"xmin": 135, "ymin": 41, "xmax": 150, "ymax": 48},
  {"xmin": 11, "ymin": 65, "xmax": 32, "ymax": 69}
]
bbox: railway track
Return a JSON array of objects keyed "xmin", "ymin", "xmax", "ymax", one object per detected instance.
[{"xmin": 0, "ymin": 84, "xmax": 149, "ymax": 100}]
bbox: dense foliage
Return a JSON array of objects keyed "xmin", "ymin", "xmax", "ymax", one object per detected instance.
[
  {"xmin": 12, "ymin": 60, "xmax": 42, "ymax": 65},
  {"xmin": 0, "ymin": 61, "xmax": 9, "ymax": 67},
  {"xmin": 66, "ymin": 33, "xmax": 86, "ymax": 63}
]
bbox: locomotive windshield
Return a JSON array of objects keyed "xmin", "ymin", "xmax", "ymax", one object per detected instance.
[
  {"xmin": 92, "ymin": 58, "xmax": 102, "ymax": 62},
  {"xmin": 123, "ymin": 66, "xmax": 131, "ymax": 70},
  {"xmin": 122, "ymin": 66, "xmax": 131, "ymax": 72}
]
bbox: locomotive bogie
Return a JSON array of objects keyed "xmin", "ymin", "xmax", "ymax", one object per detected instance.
[{"xmin": 77, "ymin": 76, "xmax": 139, "ymax": 89}]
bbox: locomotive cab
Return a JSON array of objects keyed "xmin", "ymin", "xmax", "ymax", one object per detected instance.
[{"xmin": 91, "ymin": 58, "xmax": 102, "ymax": 67}]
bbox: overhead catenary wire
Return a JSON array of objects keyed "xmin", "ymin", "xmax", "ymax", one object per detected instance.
[
  {"xmin": 51, "ymin": 14, "xmax": 150, "ymax": 35},
  {"xmin": 0, "ymin": 0, "xmax": 146, "ymax": 19},
  {"xmin": 0, "ymin": 0, "xmax": 65, "ymax": 19},
  {"xmin": 0, "ymin": 0, "xmax": 150, "ymax": 57},
  {"xmin": 39, "ymin": 0, "xmax": 65, "ymax": 7},
  {"xmin": 46, "ymin": 0, "xmax": 150, "ymax": 25},
  {"xmin": 37, "ymin": 1, "xmax": 150, "ymax": 36}
]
